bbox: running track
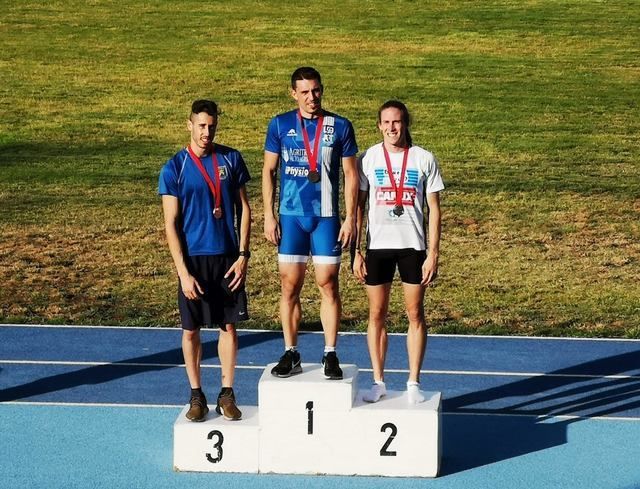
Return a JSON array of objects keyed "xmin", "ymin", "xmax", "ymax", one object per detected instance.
[{"xmin": 1, "ymin": 324, "xmax": 639, "ymax": 488}]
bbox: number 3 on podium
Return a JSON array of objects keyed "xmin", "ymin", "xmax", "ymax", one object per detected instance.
[{"xmin": 206, "ymin": 430, "xmax": 224, "ymax": 463}]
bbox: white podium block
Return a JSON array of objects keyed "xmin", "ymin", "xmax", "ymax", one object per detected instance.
[
  {"xmin": 173, "ymin": 405, "xmax": 260, "ymax": 473},
  {"xmin": 349, "ymin": 390, "xmax": 442, "ymax": 477},
  {"xmin": 259, "ymin": 362, "xmax": 358, "ymax": 411},
  {"xmin": 173, "ymin": 365, "xmax": 442, "ymax": 478},
  {"xmin": 259, "ymin": 363, "xmax": 360, "ymax": 475},
  {"xmin": 259, "ymin": 404, "xmax": 358, "ymax": 475}
]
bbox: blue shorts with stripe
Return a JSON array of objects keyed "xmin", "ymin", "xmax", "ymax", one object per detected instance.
[{"xmin": 278, "ymin": 215, "xmax": 342, "ymax": 264}]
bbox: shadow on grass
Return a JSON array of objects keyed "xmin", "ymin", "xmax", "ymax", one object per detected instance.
[
  {"xmin": 0, "ymin": 331, "xmax": 276, "ymax": 403},
  {"xmin": 440, "ymin": 349, "xmax": 640, "ymax": 475}
]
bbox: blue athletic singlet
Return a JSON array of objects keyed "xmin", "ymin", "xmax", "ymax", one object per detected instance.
[
  {"xmin": 158, "ymin": 145, "xmax": 251, "ymax": 256},
  {"xmin": 264, "ymin": 109, "xmax": 358, "ymax": 217}
]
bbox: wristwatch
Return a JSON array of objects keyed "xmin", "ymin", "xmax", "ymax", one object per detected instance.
[{"xmin": 239, "ymin": 250, "xmax": 251, "ymax": 258}]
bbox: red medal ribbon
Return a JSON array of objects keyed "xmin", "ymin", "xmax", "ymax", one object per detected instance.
[
  {"xmin": 187, "ymin": 145, "xmax": 221, "ymax": 212},
  {"xmin": 382, "ymin": 144, "xmax": 409, "ymax": 210},
  {"xmin": 298, "ymin": 110, "xmax": 324, "ymax": 175}
]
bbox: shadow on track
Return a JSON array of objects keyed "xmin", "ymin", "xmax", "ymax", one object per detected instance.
[
  {"xmin": 440, "ymin": 349, "xmax": 640, "ymax": 475},
  {"xmin": 0, "ymin": 331, "xmax": 275, "ymax": 402}
]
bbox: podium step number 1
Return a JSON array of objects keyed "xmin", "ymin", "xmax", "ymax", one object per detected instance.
[{"xmin": 174, "ymin": 363, "xmax": 441, "ymax": 477}]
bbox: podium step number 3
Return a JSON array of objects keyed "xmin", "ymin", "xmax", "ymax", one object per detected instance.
[{"xmin": 174, "ymin": 363, "xmax": 441, "ymax": 477}]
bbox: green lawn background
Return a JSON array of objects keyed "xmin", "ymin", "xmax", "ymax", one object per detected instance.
[{"xmin": 1, "ymin": 1, "xmax": 638, "ymax": 336}]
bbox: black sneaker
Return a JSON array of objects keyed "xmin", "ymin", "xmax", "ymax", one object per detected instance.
[
  {"xmin": 271, "ymin": 350, "xmax": 302, "ymax": 378},
  {"xmin": 322, "ymin": 351, "xmax": 343, "ymax": 380}
]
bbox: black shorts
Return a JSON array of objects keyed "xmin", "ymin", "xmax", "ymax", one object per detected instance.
[
  {"xmin": 178, "ymin": 255, "xmax": 249, "ymax": 330},
  {"xmin": 365, "ymin": 248, "xmax": 426, "ymax": 286}
]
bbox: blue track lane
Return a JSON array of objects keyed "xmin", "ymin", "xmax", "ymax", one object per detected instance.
[{"xmin": 1, "ymin": 325, "xmax": 640, "ymax": 488}]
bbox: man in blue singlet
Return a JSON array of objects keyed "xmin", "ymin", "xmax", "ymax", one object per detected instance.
[
  {"xmin": 159, "ymin": 100, "xmax": 251, "ymax": 422},
  {"xmin": 262, "ymin": 67, "xmax": 358, "ymax": 379}
]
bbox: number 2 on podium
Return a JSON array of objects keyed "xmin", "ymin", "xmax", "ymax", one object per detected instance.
[
  {"xmin": 380, "ymin": 422, "xmax": 397, "ymax": 456},
  {"xmin": 303, "ymin": 402, "xmax": 398, "ymax": 457}
]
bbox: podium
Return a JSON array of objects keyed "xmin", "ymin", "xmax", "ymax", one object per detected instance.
[{"xmin": 174, "ymin": 363, "xmax": 441, "ymax": 477}]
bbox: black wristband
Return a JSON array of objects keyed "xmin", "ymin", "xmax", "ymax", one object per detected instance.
[{"xmin": 239, "ymin": 250, "xmax": 251, "ymax": 258}]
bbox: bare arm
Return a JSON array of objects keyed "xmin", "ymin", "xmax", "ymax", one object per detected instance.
[
  {"xmin": 353, "ymin": 189, "xmax": 368, "ymax": 283},
  {"xmin": 225, "ymin": 185, "xmax": 251, "ymax": 291},
  {"xmin": 338, "ymin": 155, "xmax": 358, "ymax": 249},
  {"xmin": 421, "ymin": 192, "xmax": 442, "ymax": 286},
  {"xmin": 161, "ymin": 195, "xmax": 203, "ymax": 300},
  {"xmin": 262, "ymin": 150, "xmax": 280, "ymax": 245}
]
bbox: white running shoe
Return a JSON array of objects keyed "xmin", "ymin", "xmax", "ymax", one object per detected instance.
[
  {"xmin": 363, "ymin": 381, "xmax": 387, "ymax": 403},
  {"xmin": 407, "ymin": 381, "xmax": 425, "ymax": 404}
]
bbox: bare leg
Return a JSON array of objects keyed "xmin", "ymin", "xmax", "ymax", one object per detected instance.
[
  {"xmin": 182, "ymin": 329, "xmax": 202, "ymax": 388},
  {"xmin": 362, "ymin": 283, "xmax": 391, "ymax": 403},
  {"xmin": 314, "ymin": 263, "xmax": 341, "ymax": 348},
  {"xmin": 403, "ymin": 282, "xmax": 427, "ymax": 383},
  {"xmin": 218, "ymin": 324, "xmax": 238, "ymax": 388},
  {"xmin": 279, "ymin": 262, "xmax": 306, "ymax": 347},
  {"xmin": 366, "ymin": 283, "xmax": 392, "ymax": 382},
  {"xmin": 403, "ymin": 282, "xmax": 427, "ymax": 403}
]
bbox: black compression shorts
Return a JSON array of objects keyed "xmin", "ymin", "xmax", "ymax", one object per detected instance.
[{"xmin": 365, "ymin": 248, "xmax": 426, "ymax": 286}]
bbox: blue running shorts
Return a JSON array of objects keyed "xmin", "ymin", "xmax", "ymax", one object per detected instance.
[{"xmin": 278, "ymin": 215, "xmax": 342, "ymax": 264}]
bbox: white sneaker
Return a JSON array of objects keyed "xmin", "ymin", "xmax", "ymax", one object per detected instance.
[
  {"xmin": 363, "ymin": 381, "xmax": 387, "ymax": 403},
  {"xmin": 407, "ymin": 381, "xmax": 425, "ymax": 404}
]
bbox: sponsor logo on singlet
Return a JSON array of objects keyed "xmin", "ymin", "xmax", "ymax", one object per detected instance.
[
  {"xmin": 287, "ymin": 129, "xmax": 297, "ymax": 137},
  {"xmin": 374, "ymin": 168, "xmax": 419, "ymax": 186},
  {"xmin": 284, "ymin": 148, "xmax": 308, "ymax": 163},
  {"xmin": 375, "ymin": 187, "xmax": 416, "ymax": 206},
  {"xmin": 284, "ymin": 166, "xmax": 310, "ymax": 178}
]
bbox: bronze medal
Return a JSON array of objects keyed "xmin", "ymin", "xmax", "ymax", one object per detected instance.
[
  {"xmin": 307, "ymin": 170, "xmax": 320, "ymax": 183},
  {"xmin": 383, "ymin": 145, "xmax": 410, "ymax": 221},
  {"xmin": 188, "ymin": 145, "xmax": 223, "ymax": 220}
]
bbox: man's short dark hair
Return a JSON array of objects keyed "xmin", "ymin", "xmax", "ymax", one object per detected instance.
[
  {"xmin": 191, "ymin": 99, "xmax": 219, "ymax": 119},
  {"xmin": 291, "ymin": 67, "xmax": 322, "ymax": 89}
]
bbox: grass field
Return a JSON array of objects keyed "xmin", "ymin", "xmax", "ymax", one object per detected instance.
[{"xmin": 1, "ymin": 0, "xmax": 639, "ymax": 337}]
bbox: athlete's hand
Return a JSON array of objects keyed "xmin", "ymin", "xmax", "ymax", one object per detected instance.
[
  {"xmin": 421, "ymin": 253, "xmax": 439, "ymax": 286},
  {"xmin": 180, "ymin": 273, "xmax": 204, "ymax": 300},
  {"xmin": 264, "ymin": 215, "xmax": 280, "ymax": 245},
  {"xmin": 225, "ymin": 257, "xmax": 248, "ymax": 292},
  {"xmin": 353, "ymin": 251, "xmax": 367, "ymax": 283},
  {"xmin": 338, "ymin": 216, "xmax": 355, "ymax": 249}
]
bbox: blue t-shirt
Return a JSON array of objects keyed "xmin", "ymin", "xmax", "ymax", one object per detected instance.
[
  {"xmin": 264, "ymin": 109, "xmax": 357, "ymax": 217},
  {"xmin": 158, "ymin": 145, "xmax": 251, "ymax": 256}
]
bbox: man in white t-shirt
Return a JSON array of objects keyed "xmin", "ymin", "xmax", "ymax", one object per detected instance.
[{"xmin": 353, "ymin": 100, "xmax": 444, "ymax": 404}]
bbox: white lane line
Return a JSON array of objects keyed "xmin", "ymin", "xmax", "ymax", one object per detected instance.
[
  {"xmin": 0, "ymin": 401, "xmax": 183, "ymax": 408},
  {"xmin": 1, "ymin": 360, "xmax": 638, "ymax": 379},
  {"xmin": 0, "ymin": 359, "xmax": 266, "ymax": 370},
  {"xmin": 444, "ymin": 411, "xmax": 640, "ymax": 423},
  {"xmin": 2, "ymin": 323, "xmax": 639, "ymax": 342},
  {"xmin": 1, "ymin": 401, "xmax": 639, "ymax": 422}
]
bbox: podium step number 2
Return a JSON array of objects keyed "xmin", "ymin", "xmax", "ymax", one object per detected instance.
[{"xmin": 174, "ymin": 363, "xmax": 441, "ymax": 477}]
